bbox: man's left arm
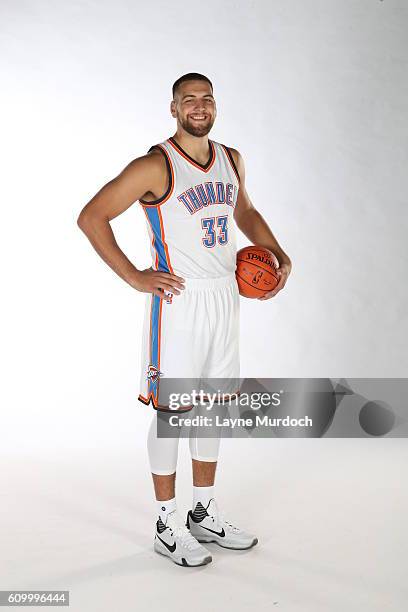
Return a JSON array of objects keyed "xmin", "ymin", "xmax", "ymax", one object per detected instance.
[{"xmin": 230, "ymin": 148, "xmax": 292, "ymax": 300}]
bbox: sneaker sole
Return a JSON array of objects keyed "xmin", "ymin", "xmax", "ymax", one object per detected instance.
[
  {"xmin": 154, "ymin": 543, "xmax": 212, "ymax": 567},
  {"xmin": 196, "ymin": 537, "xmax": 258, "ymax": 550}
]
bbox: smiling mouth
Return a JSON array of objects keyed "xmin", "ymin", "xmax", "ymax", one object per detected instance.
[{"xmin": 189, "ymin": 115, "xmax": 208, "ymax": 121}]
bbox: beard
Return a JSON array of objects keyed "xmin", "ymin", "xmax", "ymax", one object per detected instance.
[{"xmin": 179, "ymin": 114, "xmax": 215, "ymax": 137}]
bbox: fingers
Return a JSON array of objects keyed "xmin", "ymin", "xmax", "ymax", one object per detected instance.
[
  {"xmin": 152, "ymin": 289, "xmax": 169, "ymax": 299},
  {"xmin": 258, "ymin": 291, "xmax": 277, "ymax": 301},
  {"xmin": 155, "ymin": 273, "xmax": 185, "ymax": 292},
  {"xmin": 149, "ymin": 271, "xmax": 186, "ymax": 298},
  {"xmin": 258, "ymin": 274, "xmax": 286, "ymax": 300},
  {"xmin": 143, "ymin": 273, "xmax": 183, "ymax": 297},
  {"xmin": 169, "ymin": 273, "xmax": 185, "ymax": 284},
  {"xmin": 155, "ymin": 279, "xmax": 182, "ymax": 294},
  {"xmin": 275, "ymin": 270, "xmax": 287, "ymax": 289},
  {"xmin": 157, "ymin": 284, "xmax": 181, "ymax": 295}
]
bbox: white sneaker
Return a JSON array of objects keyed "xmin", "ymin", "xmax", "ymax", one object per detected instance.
[
  {"xmin": 186, "ymin": 499, "xmax": 258, "ymax": 550},
  {"xmin": 154, "ymin": 510, "xmax": 212, "ymax": 567}
]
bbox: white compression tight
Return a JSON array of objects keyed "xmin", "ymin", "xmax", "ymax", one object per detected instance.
[{"xmin": 147, "ymin": 406, "xmax": 223, "ymax": 476}]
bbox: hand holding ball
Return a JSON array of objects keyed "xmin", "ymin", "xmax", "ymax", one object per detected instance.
[{"xmin": 235, "ymin": 246, "xmax": 280, "ymax": 298}]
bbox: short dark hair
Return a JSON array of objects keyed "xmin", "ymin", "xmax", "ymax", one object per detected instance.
[{"xmin": 172, "ymin": 73, "xmax": 213, "ymax": 99}]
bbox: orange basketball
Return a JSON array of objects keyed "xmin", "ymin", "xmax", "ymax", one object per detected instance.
[{"xmin": 236, "ymin": 246, "xmax": 279, "ymax": 298}]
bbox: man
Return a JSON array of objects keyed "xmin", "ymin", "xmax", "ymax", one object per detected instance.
[{"xmin": 78, "ymin": 72, "xmax": 291, "ymax": 567}]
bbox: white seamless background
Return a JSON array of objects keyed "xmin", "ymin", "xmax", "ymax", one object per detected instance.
[
  {"xmin": 1, "ymin": 0, "xmax": 407, "ymax": 453},
  {"xmin": 1, "ymin": 2, "xmax": 407, "ymax": 610}
]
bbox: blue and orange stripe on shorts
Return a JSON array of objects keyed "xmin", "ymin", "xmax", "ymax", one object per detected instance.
[{"xmin": 138, "ymin": 145, "xmax": 174, "ymax": 408}]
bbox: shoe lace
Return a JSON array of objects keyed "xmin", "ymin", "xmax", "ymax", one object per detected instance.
[
  {"xmin": 218, "ymin": 512, "xmax": 240, "ymax": 532},
  {"xmin": 209, "ymin": 501, "xmax": 240, "ymax": 533},
  {"xmin": 167, "ymin": 513, "xmax": 201, "ymax": 550}
]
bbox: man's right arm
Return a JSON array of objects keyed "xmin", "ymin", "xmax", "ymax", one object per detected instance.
[{"xmin": 77, "ymin": 152, "xmax": 185, "ymax": 297}]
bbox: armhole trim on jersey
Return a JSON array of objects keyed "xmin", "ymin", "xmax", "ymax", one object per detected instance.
[
  {"xmin": 139, "ymin": 144, "xmax": 174, "ymax": 206},
  {"xmin": 220, "ymin": 144, "xmax": 241, "ymax": 184}
]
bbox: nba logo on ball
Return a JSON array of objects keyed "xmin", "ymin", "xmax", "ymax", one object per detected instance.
[{"xmin": 236, "ymin": 246, "xmax": 279, "ymax": 298}]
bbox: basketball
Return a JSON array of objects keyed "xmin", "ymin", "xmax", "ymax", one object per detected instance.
[{"xmin": 236, "ymin": 246, "xmax": 279, "ymax": 298}]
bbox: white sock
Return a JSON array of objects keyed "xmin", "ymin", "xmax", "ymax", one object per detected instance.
[
  {"xmin": 157, "ymin": 497, "xmax": 176, "ymax": 523},
  {"xmin": 193, "ymin": 485, "xmax": 215, "ymax": 511}
]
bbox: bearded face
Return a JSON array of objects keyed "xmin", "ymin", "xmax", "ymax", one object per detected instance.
[
  {"xmin": 178, "ymin": 111, "xmax": 215, "ymax": 137},
  {"xmin": 171, "ymin": 81, "xmax": 217, "ymax": 137}
]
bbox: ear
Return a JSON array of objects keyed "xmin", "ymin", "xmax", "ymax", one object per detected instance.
[{"xmin": 170, "ymin": 100, "xmax": 177, "ymax": 118}]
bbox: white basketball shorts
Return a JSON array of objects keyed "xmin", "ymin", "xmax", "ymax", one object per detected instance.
[{"xmin": 138, "ymin": 274, "xmax": 240, "ymax": 411}]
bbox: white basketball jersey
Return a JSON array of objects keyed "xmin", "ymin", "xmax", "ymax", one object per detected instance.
[{"xmin": 139, "ymin": 137, "xmax": 240, "ymax": 278}]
